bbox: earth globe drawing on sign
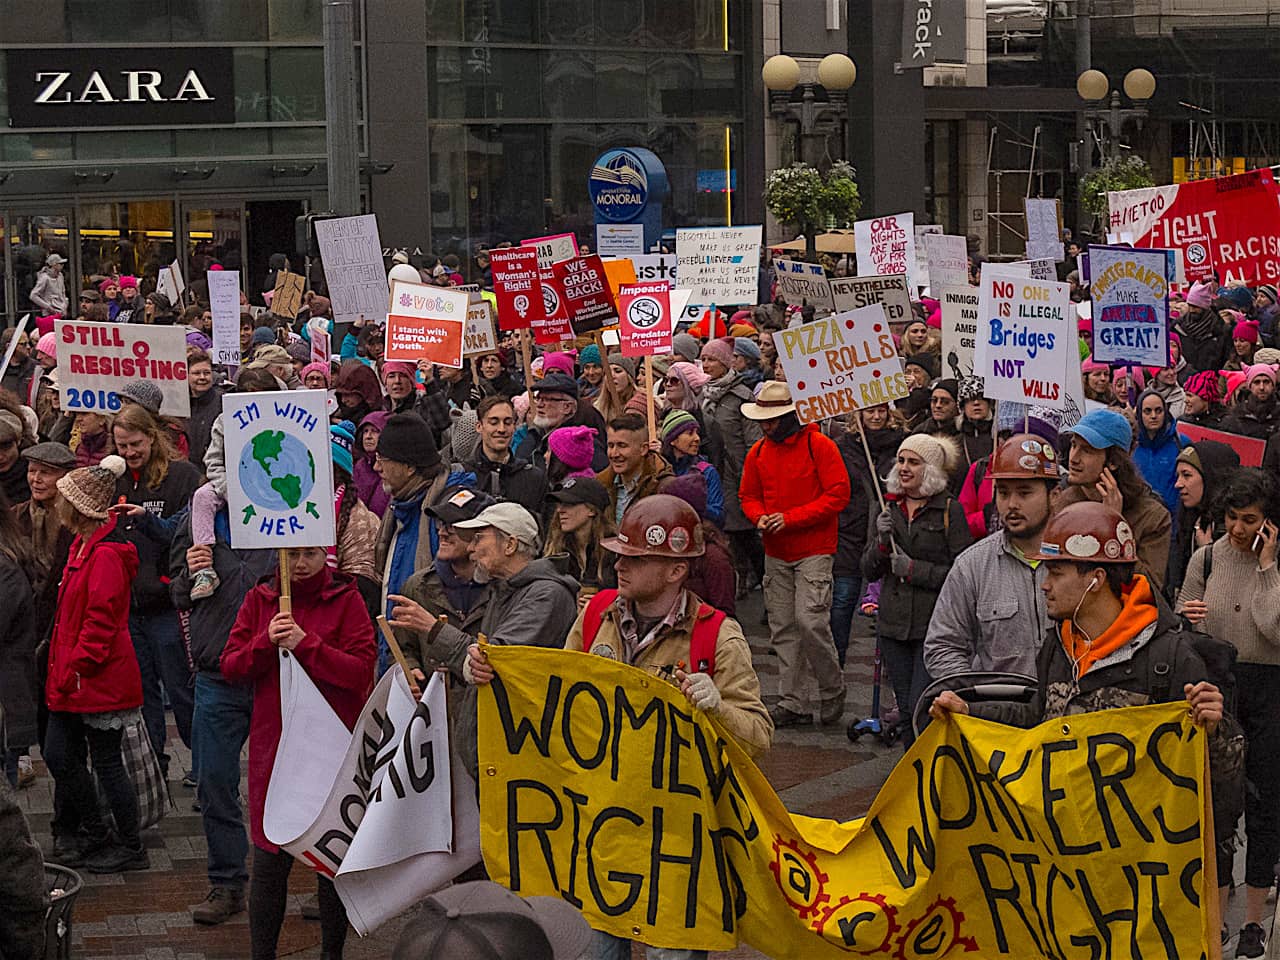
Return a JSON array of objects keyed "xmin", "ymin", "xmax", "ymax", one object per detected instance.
[{"xmin": 238, "ymin": 430, "xmax": 316, "ymax": 511}]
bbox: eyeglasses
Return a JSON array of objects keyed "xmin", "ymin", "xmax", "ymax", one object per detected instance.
[{"xmin": 665, "ymin": 377, "xmax": 681, "ymax": 386}]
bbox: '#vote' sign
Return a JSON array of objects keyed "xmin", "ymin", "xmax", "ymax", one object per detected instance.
[
  {"xmin": 776, "ymin": 305, "xmax": 909, "ymax": 424},
  {"xmin": 384, "ymin": 280, "xmax": 467, "ymax": 368}
]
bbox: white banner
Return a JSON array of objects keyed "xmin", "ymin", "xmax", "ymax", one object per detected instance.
[
  {"xmin": 263, "ymin": 658, "xmax": 479, "ymax": 936},
  {"xmin": 208, "ymin": 269, "xmax": 241, "ymax": 367},
  {"xmin": 773, "ymin": 259, "xmax": 835, "ymax": 312},
  {"xmin": 315, "ymin": 215, "xmax": 389, "ymax": 325},
  {"xmin": 923, "ymin": 234, "xmax": 969, "ymax": 290},
  {"xmin": 1024, "ymin": 198, "xmax": 1065, "ymax": 262},
  {"xmin": 940, "ymin": 286, "xmax": 979, "ymax": 379},
  {"xmin": 157, "ymin": 259, "xmax": 186, "ymax": 308},
  {"xmin": 914, "ymin": 223, "xmax": 942, "ymax": 290},
  {"xmin": 854, "ymin": 212, "xmax": 920, "ymax": 291},
  {"xmin": 675, "ymin": 225, "xmax": 762, "ymax": 307},
  {"xmin": 56, "ymin": 320, "xmax": 189, "ymax": 417},
  {"xmin": 224, "ymin": 390, "xmax": 336, "ymax": 549}
]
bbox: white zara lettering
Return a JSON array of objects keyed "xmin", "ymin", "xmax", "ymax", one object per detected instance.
[{"xmin": 32, "ymin": 68, "xmax": 215, "ymax": 104}]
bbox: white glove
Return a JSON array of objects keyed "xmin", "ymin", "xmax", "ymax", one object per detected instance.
[
  {"xmin": 462, "ymin": 652, "xmax": 476, "ymax": 685},
  {"xmin": 682, "ymin": 672, "xmax": 722, "ymax": 712}
]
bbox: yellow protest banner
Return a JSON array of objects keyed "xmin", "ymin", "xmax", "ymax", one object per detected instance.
[{"xmin": 477, "ymin": 646, "xmax": 1212, "ymax": 959}]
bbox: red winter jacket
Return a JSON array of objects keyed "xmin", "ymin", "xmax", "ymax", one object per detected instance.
[
  {"xmin": 46, "ymin": 513, "xmax": 142, "ymax": 714},
  {"xmin": 739, "ymin": 423, "xmax": 851, "ymax": 561},
  {"xmin": 220, "ymin": 566, "xmax": 375, "ymax": 852}
]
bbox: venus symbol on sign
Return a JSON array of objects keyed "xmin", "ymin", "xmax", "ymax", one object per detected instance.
[
  {"xmin": 513, "ymin": 294, "xmax": 530, "ymax": 318},
  {"xmin": 627, "ymin": 297, "xmax": 662, "ymax": 330}
]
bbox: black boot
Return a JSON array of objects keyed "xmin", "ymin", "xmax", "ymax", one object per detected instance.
[{"xmin": 84, "ymin": 840, "xmax": 149, "ymax": 874}]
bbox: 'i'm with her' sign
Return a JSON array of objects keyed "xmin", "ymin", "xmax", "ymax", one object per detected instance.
[{"xmin": 225, "ymin": 390, "xmax": 335, "ymax": 549}]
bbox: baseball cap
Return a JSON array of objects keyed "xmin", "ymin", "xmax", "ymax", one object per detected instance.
[
  {"xmin": 391, "ymin": 881, "xmax": 591, "ymax": 960},
  {"xmin": 547, "ymin": 476, "xmax": 610, "ymax": 512},
  {"xmin": 1063, "ymin": 408, "xmax": 1132, "ymax": 452},
  {"xmin": 454, "ymin": 501, "xmax": 540, "ymax": 548},
  {"xmin": 426, "ymin": 485, "xmax": 496, "ymax": 526}
]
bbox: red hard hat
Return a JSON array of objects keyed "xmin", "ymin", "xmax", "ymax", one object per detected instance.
[
  {"xmin": 987, "ymin": 433, "xmax": 1060, "ymax": 482},
  {"xmin": 1032, "ymin": 501, "xmax": 1137, "ymax": 564},
  {"xmin": 601, "ymin": 494, "xmax": 705, "ymax": 559}
]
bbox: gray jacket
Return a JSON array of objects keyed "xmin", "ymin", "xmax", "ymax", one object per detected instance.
[
  {"xmin": 924, "ymin": 531, "xmax": 1048, "ymax": 680},
  {"xmin": 426, "ymin": 555, "xmax": 579, "ymax": 778},
  {"xmin": 701, "ymin": 374, "xmax": 762, "ymax": 532}
]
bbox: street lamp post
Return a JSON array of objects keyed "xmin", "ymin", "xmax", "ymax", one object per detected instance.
[
  {"xmin": 762, "ymin": 53, "xmax": 857, "ymax": 259},
  {"xmin": 1076, "ymin": 67, "xmax": 1156, "ymax": 164}
]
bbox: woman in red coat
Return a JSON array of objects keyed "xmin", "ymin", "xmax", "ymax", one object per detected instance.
[
  {"xmin": 220, "ymin": 545, "xmax": 375, "ymax": 960},
  {"xmin": 43, "ymin": 454, "xmax": 147, "ymax": 874}
]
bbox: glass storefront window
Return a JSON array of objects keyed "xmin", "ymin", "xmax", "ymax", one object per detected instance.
[
  {"xmin": 185, "ymin": 206, "xmax": 243, "ymax": 296},
  {"xmin": 78, "ymin": 200, "xmax": 176, "ymax": 292},
  {"xmin": 269, "ymin": 49, "xmax": 326, "ymax": 122},
  {"xmin": 74, "ymin": 131, "xmax": 174, "ymax": 161},
  {"xmin": 10, "ymin": 214, "xmax": 71, "ymax": 317},
  {"xmin": 1, "ymin": 134, "xmax": 74, "ymax": 164},
  {"xmin": 61, "ymin": 0, "xmax": 335, "ymax": 42},
  {"xmin": 269, "ymin": 0, "xmax": 325, "ymax": 41},
  {"xmin": 270, "ymin": 127, "xmax": 327, "ymax": 155},
  {"xmin": 175, "ymin": 128, "xmax": 270, "ymax": 158}
]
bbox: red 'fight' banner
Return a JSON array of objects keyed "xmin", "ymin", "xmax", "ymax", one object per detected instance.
[{"xmin": 1107, "ymin": 169, "xmax": 1280, "ymax": 285}]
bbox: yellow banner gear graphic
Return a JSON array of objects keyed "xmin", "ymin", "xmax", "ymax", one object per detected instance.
[{"xmin": 477, "ymin": 646, "xmax": 1211, "ymax": 959}]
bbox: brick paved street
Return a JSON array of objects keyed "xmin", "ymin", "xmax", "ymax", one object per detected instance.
[{"xmin": 17, "ymin": 590, "xmax": 1253, "ymax": 958}]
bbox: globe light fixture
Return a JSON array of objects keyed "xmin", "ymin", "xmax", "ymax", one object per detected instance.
[
  {"xmin": 1123, "ymin": 68, "xmax": 1156, "ymax": 102},
  {"xmin": 817, "ymin": 53, "xmax": 856, "ymax": 90},
  {"xmin": 1076, "ymin": 69, "xmax": 1109, "ymax": 102},
  {"xmin": 761, "ymin": 54, "xmax": 801, "ymax": 92}
]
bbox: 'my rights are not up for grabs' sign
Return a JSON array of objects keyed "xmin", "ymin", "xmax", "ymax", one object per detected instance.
[
  {"xmin": 776, "ymin": 305, "xmax": 909, "ymax": 424},
  {"xmin": 384, "ymin": 280, "xmax": 468, "ymax": 368}
]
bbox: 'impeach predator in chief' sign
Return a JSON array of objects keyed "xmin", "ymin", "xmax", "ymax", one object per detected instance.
[
  {"xmin": 776, "ymin": 306, "xmax": 909, "ymax": 423},
  {"xmin": 477, "ymin": 647, "xmax": 1214, "ymax": 959}
]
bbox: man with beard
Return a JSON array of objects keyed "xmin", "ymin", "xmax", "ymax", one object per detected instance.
[
  {"xmin": 925, "ymin": 433, "xmax": 1059, "ymax": 679},
  {"xmin": 1221, "ymin": 364, "xmax": 1280, "ymax": 440},
  {"xmin": 0, "ymin": 327, "xmax": 34, "ymax": 400},
  {"xmin": 513, "ymin": 371, "xmax": 607, "ymax": 471}
]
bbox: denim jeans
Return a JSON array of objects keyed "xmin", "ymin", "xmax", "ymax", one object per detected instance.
[
  {"xmin": 193, "ymin": 672, "xmax": 252, "ymax": 889},
  {"xmin": 44, "ymin": 711, "xmax": 140, "ymax": 847},
  {"xmin": 130, "ymin": 609, "xmax": 194, "ymax": 775},
  {"xmin": 829, "ymin": 575, "xmax": 862, "ymax": 668},
  {"xmin": 879, "ymin": 633, "xmax": 930, "ymax": 750},
  {"xmin": 589, "ymin": 931, "xmax": 707, "ymax": 960}
]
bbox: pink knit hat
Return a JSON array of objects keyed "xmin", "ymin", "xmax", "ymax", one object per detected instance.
[
  {"xmin": 1081, "ymin": 356, "xmax": 1109, "ymax": 374},
  {"xmin": 381, "ymin": 361, "xmax": 416, "ymax": 381},
  {"xmin": 542, "ymin": 351, "xmax": 575, "ymax": 379},
  {"xmin": 301, "ymin": 361, "xmax": 331, "ymax": 386},
  {"xmin": 36, "ymin": 332, "xmax": 56, "ymax": 359},
  {"xmin": 1245, "ymin": 363, "xmax": 1278, "ymax": 385},
  {"xmin": 667, "ymin": 360, "xmax": 710, "ymax": 393},
  {"xmin": 700, "ymin": 337, "xmax": 734, "ymax": 367},
  {"xmin": 1233, "ymin": 318, "xmax": 1260, "ymax": 344},
  {"xmin": 1186, "ymin": 281, "xmax": 1214, "ymax": 309},
  {"xmin": 547, "ymin": 425, "xmax": 597, "ymax": 476}
]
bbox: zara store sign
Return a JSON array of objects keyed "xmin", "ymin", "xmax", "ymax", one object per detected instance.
[{"xmin": 6, "ymin": 47, "xmax": 235, "ymax": 127}]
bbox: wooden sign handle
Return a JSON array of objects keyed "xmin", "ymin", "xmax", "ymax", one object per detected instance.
[
  {"xmin": 376, "ymin": 615, "xmax": 416, "ymax": 692},
  {"xmin": 277, "ymin": 548, "xmax": 292, "ymax": 616},
  {"xmin": 644, "ymin": 355, "xmax": 658, "ymax": 446}
]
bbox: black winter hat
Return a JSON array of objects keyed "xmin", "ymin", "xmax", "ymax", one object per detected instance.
[
  {"xmin": 377, "ymin": 412, "xmax": 440, "ymax": 470},
  {"xmin": 530, "ymin": 370, "xmax": 579, "ymax": 399}
]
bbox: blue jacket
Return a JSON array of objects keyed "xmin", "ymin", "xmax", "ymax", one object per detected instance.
[{"xmin": 1134, "ymin": 417, "xmax": 1183, "ymax": 517}]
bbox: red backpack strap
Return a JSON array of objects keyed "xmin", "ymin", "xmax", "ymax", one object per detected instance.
[
  {"xmin": 689, "ymin": 603, "xmax": 727, "ymax": 676},
  {"xmin": 581, "ymin": 589, "xmax": 619, "ymax": 653}
]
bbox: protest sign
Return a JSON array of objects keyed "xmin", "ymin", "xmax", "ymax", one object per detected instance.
[
  {"xmin": 675, "ymin": 225, "xmax": 762, "ymax": 307},
  {"xmin": 223, "ymin": 390, "xmax": 335, "ymax": 549},
  {"xmin": 157, "ymin": 258, "xmax": 185, "ymax": 308},
  {"xmin": 0, "ymin": 314, "xmax": 28, "ymax": 384},
  {"xmin": 775, "ymin": 306, "xmax": 909, "ymax": 423},
  {"xmin": 1088, "ymin": 245, "xmax": 1169, "ymax": 366},
  {"xmin": 596, "ymin": 223, "xmax": 645, "ymax": 256},
  {"xmin": 1177, "ymin": 422, "xmax": 1265, "ymax": 467},
  {"xmin": 463, "ymin": 300, "xmax": 497, "ymax": 357},
  {"xmin": 914, "ymin": 223, "xmax": 942, "ymax": 289},
  {"xmin": 57, "ymin": 320, "xmax": 189, "ymax": 417},
  {"xmin": 489, "ymin": 247, "xmax": 541, "ymax": 330},
  {"xmin": 829, "ymin": 274, "xmax": 912, "ymax": 328},
  {"xmin": 940, "ymin": 286, "xmax": 979, "ymax": 378},
  {"xmin": 479, "ymin": 647, "xmax": 1210, "ymax": 958},
  {"xmin": 532, "ymin": 265, "xmax": 573, "ymax": 344},
  {"xmin": 208, "ymin": 268, "xmax": 241, "ymax": 367},
  {"xmin": 1182, "ymin": 234, "xmax": 1215, "ymax": 285},
  {"xmin": 1024, "ymin": 197, "xmax": 1064, "ymax": 261},
  {"xmin": 973, "ymin": 272, "xmax": 1073, "ymax": 408},
  {"xmin": 981, "ymin": 260, "xmax": 1032, "ymax": 281},
  {"xmin": 1010, "ymin": 259, "xmax": 1058, "ymax": 281},
  {"xmin": 522, "ymin": 232, "xmax": 579, "ymax": 268},
  {"xmin": 314, "ymin": 215, "xmax": 388, "ymax": 325},
  {"xmin": 310, "ymin": 317, "xmax": 331, "ymax": 365},
  {"xmin": 854, "ymin": 212, "xmax": 919, "ymax": 290},
  {"xmin": 553, "ymin": 254, "xmax": 618, "ymax": 334},
  {"xmin": 272, "ymin": 270, "xmax": 306, "ymax": 319},
  {"xmin": 632, "ymin": 254, "xmax": 700, "ymax": 326},
  {"xmin": 601, "ymin": 257, "xmax": 637, "ymax": 306},
  {"xmin": 923, "ymin": 234, "xmax": 969, "ymax": 290},
  {"xmin": 1108, "ymin": 168, "xmax": 1280, "ymax": 283},
  {"xmin": 774, "ymin": 259, "xmax": 835, "ymax": 312},
  {"xmin": 262, "ymin": 656, "xmax": 479, "ymax": 935},
  {"xmin": 384, "ymin": 280, "xmax": 467, "ymax": 367},
  {"xmin": 616, "ymin": 281, "xmax": 673, "ymax": 358}
]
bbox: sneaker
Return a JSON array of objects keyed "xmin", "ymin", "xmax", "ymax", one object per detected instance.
[
  {"xmin": 301, "ymin": 892, "xmax": 321, "ymax": 921},
  {"xmin": 190, "ymin": 567, "xmax": 220, "ymax": 601},
  {"xmin": 16, "ymin": 755, "xmax": 35, "ymax": 788},
  {"xmin": 1237, "ymin": 922, "xmax": 1266, "ymax": 958},
  {"xmin": 182, "ymin": 772, "xmax": 198, "ymax": 789},
  {"xmin": 192, "ymin": 886, "xmax": 245, "ymax": 925},
  {"xmin": 820, "ymin": 696, "xmax": 846, "ymax": 725},
  {"xmin": 51, "ymin": 832, "xmax": 109, "ymax": 868},
  {"xmin": 84, "ymin": 842, "xmax": 150, "ymax": 874},
  {"xmin": 769, "ymin": 705, "xmax": 813, "ymax": 728}
]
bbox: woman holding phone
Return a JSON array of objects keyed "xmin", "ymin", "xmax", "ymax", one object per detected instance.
[{"xmin": 1178, "ymin": 469, "xmax": 1280, "ymax": 954}]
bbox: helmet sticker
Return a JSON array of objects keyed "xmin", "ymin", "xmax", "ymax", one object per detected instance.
[
  {"xmin": 1103, "ymin": 539, "xmax": 1121, "ymax": 558},
  {"xmin": 592, "ymin": 642, "xmax": 619, "ymax": 661},
  {"xmin": 1065, "ymin": 534, "xmax": 1101, "ymax": 558},
  {"xmin": 616, "ymin": 531, "xmax": 630, "ymax": 544},
  {"xmin": 1018, "ymin": 455, "xmax": 1040, "ymax": 471},
  {"xmin": 1123, "ymin": 541, "xmax": 1136, "ymax": 560},
  {"xmin": 1021, "ymin": 440, "xmax": 1042, "ymax": 454},
  {"xmin": 645, "ymin": 524, "xmax": 667, "ymax": 546},
  {"xmin": 1115, "ymin": 520, "xmax": 1135, "ymax": 544},
  {"xmin": 668, "ymin": 527, "xmax": 690, "ymax": 553},
  {"xmin": 1039, "ymin": 542, "xmax": 1061, "ymax": 556},
  {"xmin": 1042, "ymin": 446, "xmax": 1056, "ymax": 461}
]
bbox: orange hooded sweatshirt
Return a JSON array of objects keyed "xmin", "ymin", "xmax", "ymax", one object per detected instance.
[{"xmin": 1060, "ymin": 574, "xmax": 1160, "ymax": 679}]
